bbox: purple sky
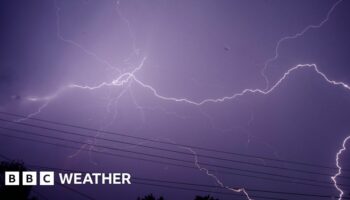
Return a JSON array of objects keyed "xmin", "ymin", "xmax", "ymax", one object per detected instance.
[{"xmin": 1, "ymin": 0, "xmax": 350, "ymax": 199}]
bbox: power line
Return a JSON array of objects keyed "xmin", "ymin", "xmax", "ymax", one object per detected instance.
[
  {"xmin": 0, "ymin": 154, "xmax": 95, "ymax": 200},
  {"xmin": 0, "ymin": 131, "xmax": 347, "ymax": 190},
  {"xmin": 31, "ymin": 166, "xmax": 350, "ymax": 199},
  {"xmin": 0, "ymin": 126, "xmax": 346, "ymax": 186},
  {"xmin": 1, "ymin": 155, "xmax": 347, "ymax": 200},
  {"xmin": 0, "ymin": 111, "xmax": 344, "ymax": 171},
  {"xmin": 133, "ymin": 181, "xmax": 287, "ymax": 200},
  {"xmin": 0, "ymin": 127, "xmax": 346, "ymax": 187},
  {"xmin": 0, "ymin": 118, "xmax": 343, "ymax": 179},
  {"xmin": 135, "ymin": 179, "xmax": 346, "ymax": 199}
]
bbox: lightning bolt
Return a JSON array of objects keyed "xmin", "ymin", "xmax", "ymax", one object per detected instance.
[
  {"xmin": 331, "ymin": 136, "xmax": 350, "ymax": 200},
  {"xmin": 65, "ymin": 63, "xmax": 350, "ymax": 105},
  {"xmin": 184, "ymin": 147, "xmax": 253, "ymax": 200},
  {"xmin": 12, "ymin": 0, "xmax": 350, "ymax": 198},
  {"xmin": 22, "ymin": 62, "xmax": 350, "ymax": 126},
  {"xmin": 23, "ymin": 0, "xmax": 347, "ymax": 114},
  {"xmin": 54, "ymin": 0, "xmax": 122, "ymax": 72},
  {"xmin": 261, "ymin": 0, "xmax": 343, "ymax": 90},
  {"xmin": 17, "ymin": 87, "xmax": 68, "ymax": 122}
]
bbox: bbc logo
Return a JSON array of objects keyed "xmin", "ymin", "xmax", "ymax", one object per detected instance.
[{"xmin": 5, "ymin": 171, "xmax": 54, "ymax": 186}]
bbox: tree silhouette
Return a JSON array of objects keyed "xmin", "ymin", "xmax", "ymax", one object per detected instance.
[
  {"xmin": 0, "ymin": 161, "xmax": 37, "ymax": 200},
  {"xmin": 136, "ymin": 194, "xmax": 220, "ymax": 200},
  {"xmin": 194, "ymin": 195, "xmax": 219, "ymax": 200},
  {"xmin": 137, "ymin": 193, "xmax": 164, "ymax": 200}
]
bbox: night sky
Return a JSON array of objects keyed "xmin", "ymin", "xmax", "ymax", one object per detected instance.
[{"xmin": 1, "ymin": 0, "xmax": 350, "ymax": 199}]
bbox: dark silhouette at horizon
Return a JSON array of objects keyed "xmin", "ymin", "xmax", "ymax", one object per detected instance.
[
  {"xmin": 137, "ymin": 194, "xmax": 219, "ymax": 200},
  {"xmin": 137, "ymin": 193, "xmax": 164, "ymax": 200},
  {"xmin": 0, "ymin": 161, "xmax": 37, "ymax": 200}
]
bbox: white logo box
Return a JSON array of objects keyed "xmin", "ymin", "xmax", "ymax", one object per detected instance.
[{"xmin": 5, "ymin": 171, "xmax": 54, "ymax": 186}]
